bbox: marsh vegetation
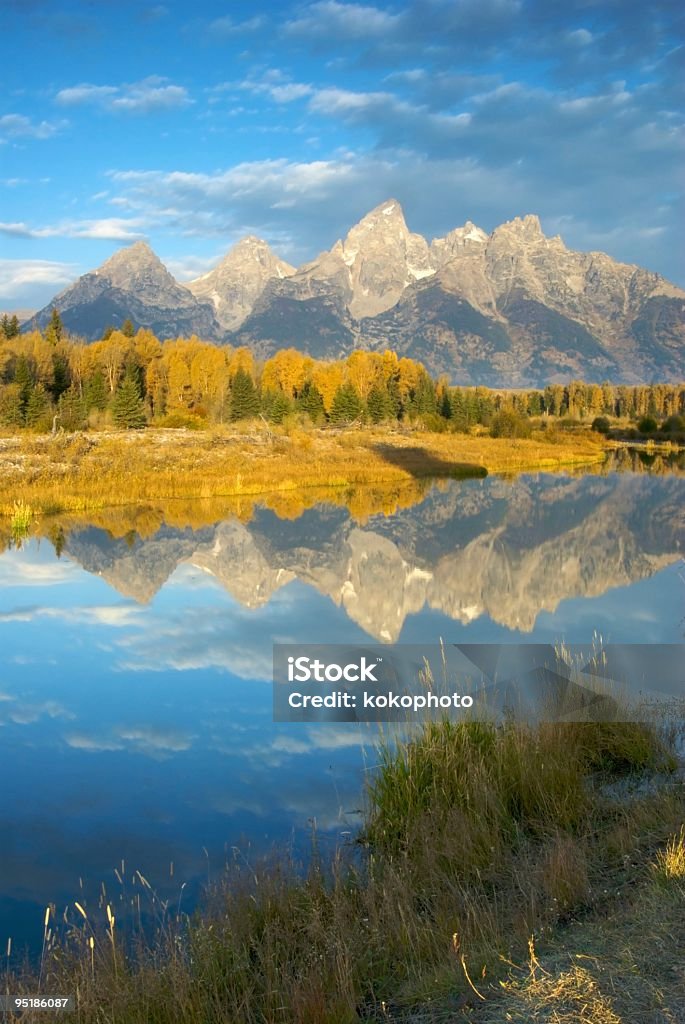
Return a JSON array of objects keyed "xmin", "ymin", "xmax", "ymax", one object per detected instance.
[{"xmin": 4, "ymin": 719, "xmax": 684, "ymax": 1022}]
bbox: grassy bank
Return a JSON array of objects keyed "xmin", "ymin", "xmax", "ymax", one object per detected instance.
[
  {"xmin": 5, "ymin": 719, "xmax": 684, "ymax": 1023},
  {"xmin": 0, "ymin": 424, "xmax": 606, "ymax": 519}
]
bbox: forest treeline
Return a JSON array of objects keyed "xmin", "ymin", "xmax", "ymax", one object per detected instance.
[{"xmin": 1, "ymin": 312, "xmax": 684, "ymax": 433}]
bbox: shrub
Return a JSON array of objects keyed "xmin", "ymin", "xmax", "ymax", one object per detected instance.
[
  {"xmin": 637, "ymin": 415, "xmax": 658, "ymax": 434},
  {"xmin": 591, "ymin": 416, "xmax": 611, "ymax": 435},
  {"xmin": 490, "ymin": 409, "xmax": 532, "ymax": 439},
  {"xmin": 661, "ymin": 414, "xmax": 685, "ymax": 434},
  {"xmin": 156, "ymin": 411, "xmax": 205, "ymax": 430},
  {"xmin": 419, "ymin": 412, "xmax": 449, "ymax": 432}
]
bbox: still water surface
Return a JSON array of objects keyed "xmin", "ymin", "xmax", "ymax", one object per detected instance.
[{"xmin": 1, "ymin": 459, "xmax": 683, "ymax": 951}]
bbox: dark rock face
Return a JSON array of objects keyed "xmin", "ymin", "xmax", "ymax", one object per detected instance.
[
  {"xmin": 25, "ymin": 206, "xmax": 685, "ymax": 384},
  {"xmin": 27, "ymin": 242, "xmax": 222, "ymax": 342}
]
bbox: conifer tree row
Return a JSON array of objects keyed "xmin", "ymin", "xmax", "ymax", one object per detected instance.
[{"xmin": 0, "ymin": 317, "xmax": 683, "ymax": 432}]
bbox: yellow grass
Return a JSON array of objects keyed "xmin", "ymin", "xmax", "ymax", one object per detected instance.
[{"xmin": 0, "ymin": 424, "xmax": 607, "ymax": 519}]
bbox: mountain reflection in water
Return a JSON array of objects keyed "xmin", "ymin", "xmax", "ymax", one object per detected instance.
[
  {"xmin": 0, "ymin": 461, "xmax": 683, "ymax": 955},
  {"xmin": 57, "ymin": 469, "xmax": 684, "ymax": 639}
]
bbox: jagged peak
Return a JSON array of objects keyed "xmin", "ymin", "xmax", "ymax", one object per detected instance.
[
  {"xmin": 347, "ymin": 198, "xmax": 409, "ymax": 234},
  {"xmin": 191, "ymin": 236, "xmax": 296, "ymax": 284},
  {"xmin": 99, "ymin": 240, "xmax": 162, "ymax": 274},
  {"xmin": 106, "ymin": 239, "xmax": 156, "ymax": 260},
  {"xmin": 231, "ymin": 234, "xmax": 273, "ymax": 250},
  {"xmin": 494, "ymin": 213, "xmax": 544, "ymax": 237},
  {"xmin": 451, "ymin": 220, "xmax": 489, "ymax": 242}
]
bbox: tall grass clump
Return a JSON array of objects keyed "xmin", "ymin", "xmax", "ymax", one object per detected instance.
[
  {"xmin": 653, "ymin": 825, "xmax": 685, "ymax": 883},
  {"xmin": 6, "ymin": 719, "xmax": 682, "ymax": 1023},
  {"xmin": 365, "ymin": 720, "xmax": 673, "ymax": 860},
  {"xmin": 9, "ymin": 499, "xmax": 34, "ymax": 531},
  {"xmin": 9, "ymin": 499, "xmax": 35, "ymax": 545}
]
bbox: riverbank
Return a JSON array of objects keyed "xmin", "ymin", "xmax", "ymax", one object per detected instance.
[
  {"xmin": 5, "ymin": 718, "xmax": 684, "ymax": 1023},
  {"xmin": 0, "ymin": 425, "xmax": 607, "ymax": 518}
]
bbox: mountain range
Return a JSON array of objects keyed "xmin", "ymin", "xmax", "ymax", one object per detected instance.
[
  {"xmin": 62, "ymin": 471, "xmax": 684, "ymax": 641},
  {"xmin": 26, "ymin": 200, "xmax": 685, "ymax": 386}
]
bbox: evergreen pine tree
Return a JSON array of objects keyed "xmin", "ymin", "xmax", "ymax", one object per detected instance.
[
  {"xmin": 268, "ymin": 390, "xmax": 293, "ymax": 424},
  {"xmin": 14, "ymin": 355, "xmax": 34, "ymax": 418},
  {"xmin": 386, "ymin": 376, "xmax": 402, "ymax": 419},
  {"xmin": 230, "ymin": 368, "xmax": 260, "ymax": 420},
  {"xmin": 449, "ymin": 389, "xmax": 469, "ymax": 431},
  {"xmin": 410, "ymin": 373, "xmax": 437, "ymax": 415},
  {"xmin": 475, "ymin": 392, "xmax": 495, "ymax": 426},
  {"xmin": 296, "ymin": 381, "xmax": 325, "ymax": 423},
  {"xmin": 45, "ymin": 308, "xmax": 63, "ymax": 345},
  {"xmin": 58, "ymin": 386, "xmax": 87, "ymax": 432},
  {"xmin": 1, "ymin": 313, "xmax": 20, "ymax": 338},
  {"xmin": 367, "ymin": 383, "xmax": 392, "ymax": 423},
  {"xmin": 51, "ymin": 352, "xmax": 70, "ymax": 401},
  {"xmin": 329, "ymin": 382, "xmax": 363, "ymax": 424},
  {"xmin": 122, "ymin": 318, "xmax": 135, "ymax": 338},
  {"xmin": 85, "ymin": 369, "xmax": 108, "ymax": 412},
  {"xmin": 465, "ymin": 391, "xmax": 480, "ymax": 425},
  {"xmin": 112, "ymin": 372, "xmax": 147, "ymax": 429},
  {"xmin": 0, "ymin": 384, "xmax": 24, "ymax": 428},
  {"xmin": 48, "ymin": 524, "xmax": 65, "ymax": 558},
  {"xmin": 25, "ymin": 383, "xmax": 51, "ymax": 428},
  {"xmin": 123, "ymin": 358, "xmax": 145, "ymax": 399}
]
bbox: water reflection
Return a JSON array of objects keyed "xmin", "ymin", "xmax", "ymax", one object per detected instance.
[
  {"xmin": 0, "ymin": 464, "xmax": 683, "ymax": 953},
  {"xmin": 51, "ymin": 468, "xmax": 685, "ymax": 638}
]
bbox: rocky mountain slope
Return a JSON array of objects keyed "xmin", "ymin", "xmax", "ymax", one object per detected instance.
[
  {"xmin": 26, "ymin": 204, "xmax": 685, "ymax": 384},
  {"xmin": 26, "ymin": 242, "xmax": 222, "ymax": 342},
  {"xmin": 236, "ymin": 204, "xmax": 685, "ymax": 384},
  {"xmin": 187, "ymin": 236, "xmax": 295, "ymax": 330},
  {"xmin": 62, "ymin": 472, "xmax": 685, "ymax": 641}
]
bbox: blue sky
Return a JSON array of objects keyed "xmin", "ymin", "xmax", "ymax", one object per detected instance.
[{"xmin": 0, "ymin": 0, "xmax": 683, "ymax": 310}]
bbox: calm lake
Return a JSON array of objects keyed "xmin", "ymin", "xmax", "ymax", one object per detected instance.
[{"xmin": 1, "ymin": 453, "xmax": 683, "ymax": 953}]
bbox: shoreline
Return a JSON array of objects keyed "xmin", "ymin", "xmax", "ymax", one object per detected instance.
[
  {"xmin": 5, "ymin": 718, "xmax": 684, "ymax": 1023},
  {"xmin": 0, "ymin": 425, "xmax": 608, "ymax": 518}
]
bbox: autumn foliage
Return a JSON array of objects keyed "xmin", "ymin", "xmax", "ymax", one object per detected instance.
[{"xmin": 0, "ymin": 315, "xmax": 683, "ymax": 432}]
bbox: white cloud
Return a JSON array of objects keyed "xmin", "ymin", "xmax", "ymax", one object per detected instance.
[
  {"xmin": 109, "ymin": 157, "xmax": 363, "ymax": 214},
  {"xmin": 116, "ymin": 725, "xmax": 194, "ymax": 752},
  {"xmin": 0, "ymin": 113, "xmax": 63, "ymax": 139},
  {"xmin": 56, "ymin": 84, "xmax": 118, "ymax": 105},
  {"xmin": 0, "ymin": 697, "xmax": 73, "ymax": 727},
  {"xmin": 270, "ymin": 83, "xmax": 314, "ymax": 103},
  {"xmin": 55, "ymin": 77, "xmax": 192, "ymax": 114},
  {"xmin": 111, "ymin": 84, "xmax": 191, "ymax": 114},
  {"xmin": 0, "ymin": 217, "xmax": 146, "ymax": 241},
  {"xmin": 309, "ymin": 86, "xmax": 399, "ymax": 115},
  {"xmin": 238, "ymin": 70, "xmax": 313, "ymax": 104},
  {"xmin": 566, "ymin": 28, "xmax": 594, "ymax": 46},
  {"xmin": 286, "ymin": 1, "xmax": 402, "ymax": 40},
  {"xmin": 384, "ymin": 68, "xmax": 427, "ymax": 84},
  {"xmin": 207, "ymin": 14, "xmax": 265, "ymax": 35},
  {"xmin": 64, "ymin": 732, "xmax": 123, "ymax": 752},
  {"xmin": 0, "ymin": 604, "xmax": 145, "ymax": 628},
  {"xmin": 64, "ymin": 724, "xmax": 194, "ymax": 755},
  {"xmin": 306, "ymin": 86, "xmax": 471, "ymax": 142},
  {"xmin": 0, "ymin": 259, "xmax": 76, "ymax": 296},
  {"xmin": 0, "ymin": 559, "xmax": 79, "ymax": 587}
]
